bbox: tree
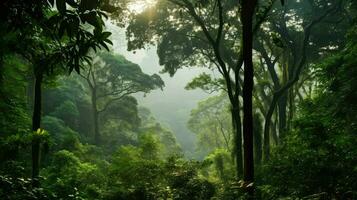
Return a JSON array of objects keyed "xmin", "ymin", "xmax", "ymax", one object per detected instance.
[
  {"xmin": 240, "ymin": 0, "xmax": 258, "ymax": 196},
  {"xmin": 125, "ymin": 0, "xmax": 275, "ymax": 180},
  {"xmin": 260, "ymin": 25, "xmax": 357, "ymax": 198},
  {"xmin": 138, "ymin": 107, "xmax": 182, "ymax": 158},
  {"xmin": 80, "ymin": 52, "xmax": 164, "ymax": 144},
  {"xmin": 254, "ymin": 0, "xmax": 348, "ymax": 160},
  {"xmin": 188, "ymin": 94, "xmax": 232, "ymax": 153},
  {"xmin": 1, "ymin": 0, "xmax": 114, "ymax": 186}
]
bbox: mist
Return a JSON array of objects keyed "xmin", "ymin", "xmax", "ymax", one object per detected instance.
[{"xmin": 1, "ymin": 0, "xmax": 356, "ymax": 199}]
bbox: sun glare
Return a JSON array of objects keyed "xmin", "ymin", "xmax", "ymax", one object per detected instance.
[{"xmin": 127, "ymin": 0, "xmax": 156, "ymax": 14}]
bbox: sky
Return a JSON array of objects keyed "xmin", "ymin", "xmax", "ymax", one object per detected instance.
[{"xmin": 106, "ymin": 21, "xmax": 213, "ymax": 157}]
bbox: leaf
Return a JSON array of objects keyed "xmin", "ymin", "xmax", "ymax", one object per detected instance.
[
  {"xmin": 104, "ymin": 38, "xmax": 113, "ymax": 45},
  {"xmin": 67, "ymin": 17, "xmax": 80, "ymax": 37},
  {"xmin": 99, "ymin": 11, "xmax": 109, "ymax": 19},
  {"xmin": 102, "ymin": 31, "xmax": 112, "ymax": 39},
  {"xmin": 82, "ymin": 12, "xmax": 101, "ymax": 29},
  {"xmin": 100, "ymin": 41, "xmax": 110, "ymax": 51}
]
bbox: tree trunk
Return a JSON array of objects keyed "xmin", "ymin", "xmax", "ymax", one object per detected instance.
[
  {"xmin": 241, "ymin": 0, "xmax": 257, "ymax": 196},
  {"xmin": 278, "ymin": 93, "xmax": 287, "ymax": 137},
  {"xmin": 91, "ymin": 89, "xmax": 100, "ymax": 145},
  {"xmin": 271, "ymin": 115, "xmax": 279, "ymax": 145},
  {"xmin": 263, "ymin": 94, "xmax": 278, "ymax": 161},
  {"xmin": 32, "ymin": 72, "xmax": 43, "ymax": 187},
  {"xmin": 253, "ymin": 114, "xmax": 262, "ymax": 166},
  {"xmin": 0, "ymin": 56, "xmax": 3, "ymax": 89},
  {"xmin": 231, "ymin": 105, "xmax": 243, "ymax": 178},
  {"xmin": 287, "ymin": 86, "xmax": 295, "ymax": 130}
]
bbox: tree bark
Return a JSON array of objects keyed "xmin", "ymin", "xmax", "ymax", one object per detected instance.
[
  {"xmin": 271, "ymin": 115, "xmax": 279, "ymax": 145},
  {"xmin": 241, "ymin": 0, "xmax": 257, "ymax": 197},
  {"xmin": 253, "ymin": 114, "xmax": 262, "ymax": 166},
  {"xmin": 91, "ymin": 88, "xmax": 100, "ymax": 145},
  {"xmin": 231, "ymin": 105, "xmax": 243, "ymax": 177},
  {"xmin": 278, "ymin": 93, "xmax": 287, "ymax": 137},
  {"xmin": 287, "ymin": 86, "xmax": 295, "ymax": 130},
  {"xmin": 32, "ymin": 72, "xmax": 43, "ymax": 187}
]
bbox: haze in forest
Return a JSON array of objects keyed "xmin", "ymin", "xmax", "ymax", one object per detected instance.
[
  {"xmin": 107, "ymin": 22, "xmax": 214, "ymax": 156},
  {"xmin": 1, "ymin": 0, "xmax": 356, "ymax": 199}
]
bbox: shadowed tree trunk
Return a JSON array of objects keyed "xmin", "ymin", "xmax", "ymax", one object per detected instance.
[
  {"xmin": 253, "ymin": 114, "xmax": 262, "ymax": 166},
  {"xmin": 241, "ymin": 0, "xmax": 257, "ymax": 197},
  {"xmin": 231, "ymin": 104, "xmax": 243, "ymax": 177},
  {"xmin": 278, "ymin": 93, "xmax": 287, "ymax": 137},
  {"xmin": 90, "ymin": 86, "xmax": 101, "ymax": 145},
  {"xmin": 32, "ymin": 72, "xmax": 43, "ymax": 187}
]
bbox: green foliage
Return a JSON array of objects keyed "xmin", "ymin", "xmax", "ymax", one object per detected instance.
[
  {"xmin": 42, "ymin": 116, "xmax": 81, "ymax": 151},
  {"xmin": 42, "ymin": 150, "xmax": 105, "ymax": 200},
  {"xmin": 106, "ymin": 137, "xmax": 164, "ymax": 199},
  {"xmin": 163, "ymin": 157, "xmax": 215, "ymax": 200},
  {"xmin": 42, "ymin": 76, "xmax": 93, "ymax": 141},
  {"xmin": 201, "ymin": 149, "xmax": 235, "ymax": 182},
  {"xmin": 125, "ymin": 0, "xmax": 241, "ymax": 76},
  {"xmin": 1, "ymin": 1, "xmax": 356, "ymax": 200},
  {"xmin": 50, "ymin": 100, "xmax": 80, "ymax": 130},
  {"xmin": 0, "ymin": 55, "xmax": 32, "ymax": 176},
  {"xmin": 106, "ymin": 137, "xmax": 213, "ymax": 200},
  {"xmin": 259, "ymin": 26, "xmax": 357, "ymax": 199},
  {"xmin": 188, "ymin": 94, "xmax": 232, "ymax": 154},
  {"xmin": 85, "ymin": 53, "xmax": 165, "ymax": 106},
  {"xmin": 185, "ymin": 73, "xmax": 225, "ymax": 94},
  {"xmin": 138, "ymin": 107, "xmax": 182, "ymax": 157},
  {"xmin": 0, "ymin": 175, "xmax": 54, "ymax": 200}
]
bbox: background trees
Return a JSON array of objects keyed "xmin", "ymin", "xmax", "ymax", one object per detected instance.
[
  {"xmin": 124, "ymin": 0, "xmax": 356, "ymax": 197},
  {"xmin": 125, "ymin": 0, "xmax": 276, "ymax": 181},
  {"xmin": 1, "ymin": 0, "xmax": 114, "ymax": 186},
  {"xmin": 188, "ymin": 95, "xmax": 232, "ymax": 154},
  {"xmin": 259, "ymin": 26, "xmax": 357, "ymax": 198},
  {"xmin": 80, "ymin": 52, "xmax": 164, "ymax": 144},
  {"xmin": 255, "ymin": 0, "xmax": 350, "ymax": 160}
]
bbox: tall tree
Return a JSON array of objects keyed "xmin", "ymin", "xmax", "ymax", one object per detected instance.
[
  {"xmin": 254, "ymin": 0, "xmax": 347, "ymax": 160},
  {"xmin": 240, "ymin": 0, "xmax": 258, "ymax": 196},
  {"xmin": 1, "ymin": 0, "xmax": 114, "ymax": 185},
  {"xmin": 125, "ymin": 0, "xmax": 275, "ymax": 179},
  {"xmin": 80, "ymin": 53, "xmax": 164, "ymax": 144},
  {"xmin": 188, "ymin": 94, "xmax": 232, "ymax": 153}
]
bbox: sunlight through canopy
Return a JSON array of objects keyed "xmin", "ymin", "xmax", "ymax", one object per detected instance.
[{"xmin": 127, "ymin": 0, "xmax": 156, "ymax": 13}]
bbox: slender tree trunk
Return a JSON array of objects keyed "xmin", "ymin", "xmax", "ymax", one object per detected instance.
[
  {"xmin": 263, "ymin": 94, "xmax": 278, "ymax": 161},
  {"xmin": 271, "ymin": 115, "xmax": 279, "ymax": 145},
  {"xmin": 32, "ymin": 72, "xmax": 43, "ymax": 187},
  {"xmin": 91, "ymin": 89, "xmax": 100, "ymax": 145},
  {"xmin": 278, "ymin": 93, "xmax": 287, "ymax": 137},
  {"xmin": 241, "ymin": 0, "xmax": 257, "ymax": 196},
  {"xmin": 287, "ymin": 86, "xmax": 295, "ymax": 130},
  {"xmin": 231, "ymin": 105, "xmax": 243, "ymax": 177},
  {"xmin": 0, "ymin": 56, "xmax": 3, "ymax": 89},
  {"xmin": 253, "ymin": 114, "xmax": 262, "ymax": 166},
  {"xmin": 27, "ymin": 75, "xmax": 35, "ymax": 112}
]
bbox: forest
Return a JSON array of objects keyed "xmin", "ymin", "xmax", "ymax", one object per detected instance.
[{"xmin": 0, "ymin": 0, "xmax": 356, "ymax": 199}]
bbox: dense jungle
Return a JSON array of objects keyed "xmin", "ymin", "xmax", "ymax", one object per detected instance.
[{"xmin": 0, "ymin": 0, "xmax": 356, "ymax": 199}]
